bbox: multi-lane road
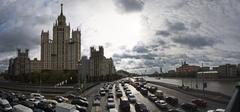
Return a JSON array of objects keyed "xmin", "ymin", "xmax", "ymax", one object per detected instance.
[{"xmin": 81, "ymin": 80, "xmax": 227, "ymax": 112}]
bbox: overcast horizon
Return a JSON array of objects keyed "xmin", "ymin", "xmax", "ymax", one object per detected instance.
[{"xmin": 1, "ymin": 0, "xmax": 240, "ymax": 73}]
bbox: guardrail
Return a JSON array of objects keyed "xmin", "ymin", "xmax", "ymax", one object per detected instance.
[{"xmin": 226, "ymin": 82, "xmax": 240, "ymax": 112}]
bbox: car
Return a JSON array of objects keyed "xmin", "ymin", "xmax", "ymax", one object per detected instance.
[
  {"xmin": 93, "ymin": 99, "xmax": 100, "ymax": 106},
  {"xmin": 74, "ymin": 96, "xmax": 87, "ymax": 101},
  {"xmin": 155, "ymin": 90, "xmax": 164, "ymax": 99},
  {"xmin": 55, "ymin": 96, "xmax": 65, "ymax": 103},
  {"xmin": 140, "ymin": 88, "xmax": 148, "ymax": 96},
  {"xmin": 165, "ymin": 96, "xmax": 178, "ymax": 106},
  {"xmin": 181, "ymin": 103, "xmax": 197, "ymax": 111},
  {"xmin": 71, "ymin": 99, "xmax": 89, "ymax": 107},
  {"xmin": 75, "ymin": 105, "xmax": 87, "ymax": 112},
  {"xmin": 125, "ymin": 90, "xmax": 132, "ymax": 96},
  {"xmin": 12, "ymin": 104, "xmax": 33, "ymax": 112},
  {"xmin": 99, "ymin": 88, "xmax": 106, "ymax": 96},
  {"xmin": 149, "ymin": 86, "xmax": 157, "ymax": 93},
  {"xmin": 148, "ymin": 94, "xmax": 158, "ymax": 102},
  {"xmin": 55, "ymin": 103, "xmax": 79, "ymax": 112},
  {"xmin": 109, "ymin": 108, "xmax": 118, "ymax": 112},
  {"xmin": 135, "ymin": 102, "xmax": 149, "ymax": 112},
  {"xmin": 168, "ymin": 108, "xmax": 185, "ymax": 112},
  {"xmin": 191, "ymin": 99, "xmax": 207, "ymax": 108},
  {"xmin": 136, "ymin": 85, "xmax": 141, "ymax": 91},
  {"xmin": 19, "ymin": 101, "xmax": 35, "ymax": 109},
  {"xmin": 116, "ymin": 90, "xmax": 123, "ymax": 98},
  {"xmin": 108, "ymin": 92, "xmax": 114, "ymax": 99},
  {"xmin": 0, "ymin": 98, "xmax": 12, "ymax": 112},
  {"xmin": 30, "ymin": 93, "xmax": 44, "ymax": 100},
  {"xmin": 107, "ymin": 98, "xmax": 115, "ymax": 109},
  {"xmin": 127, "ymin": 94, "xmax": 136, "ymax": 103},
  {"xmin": 207, "ymin": 109, "xmax": 225, "ymax": 112},
  {"xmin": 119, "ymin": 97, "xmax": 130, "ymax": 112},
  {"xmin": 94, "ymin": 94, "xmax": 101, "ymax": 100},
  {"xmin": 155, "ymin": 100, "xmax": 168, "ymax": 109}
]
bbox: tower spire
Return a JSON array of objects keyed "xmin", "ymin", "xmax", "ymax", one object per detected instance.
[{"xmin": 61, "ymin": 4, "xmax": 63, "ymax": 15}]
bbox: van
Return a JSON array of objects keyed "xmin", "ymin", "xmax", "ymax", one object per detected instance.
[{"xmin": 13, "ymin": 104, "xmax": 33, "ymax": 112}]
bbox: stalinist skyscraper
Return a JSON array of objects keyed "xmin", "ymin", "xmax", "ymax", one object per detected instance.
[{"xmin": 41, "ymin": 4, "xmax": 81, "ymax": 70}]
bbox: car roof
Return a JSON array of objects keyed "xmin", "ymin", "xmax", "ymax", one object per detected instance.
[{"xmin": 0, "ymin": 99, "xmax": 9, "ymax": 104}]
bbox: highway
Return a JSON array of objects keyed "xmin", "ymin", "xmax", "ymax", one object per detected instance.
[{"xmin": 80, "ymin": 80, "xmax": 227, "ymax": 112}]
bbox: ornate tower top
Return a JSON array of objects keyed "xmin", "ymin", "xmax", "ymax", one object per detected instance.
[{"xmin": 57, "ymin": 3, "xmax": 66, "ymax": 26}]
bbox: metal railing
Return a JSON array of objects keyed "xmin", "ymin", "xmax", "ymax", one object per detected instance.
[{"xmin": 226, "ymin": 82, "xmax": 240, "ymax": 112}]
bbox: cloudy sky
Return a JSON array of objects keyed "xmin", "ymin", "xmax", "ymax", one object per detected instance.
[{"xmin": 1, "ymin": 0, "xmax": 240, "ymax": 73}]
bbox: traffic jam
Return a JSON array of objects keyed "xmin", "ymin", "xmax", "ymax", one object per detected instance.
[
  {"xmin": 91, "ymin": 77, "xmax": 225, "ymax": 112},
  {"xmin": 0, "ymin": 77, "xmax": 225, "ymax": 112}
]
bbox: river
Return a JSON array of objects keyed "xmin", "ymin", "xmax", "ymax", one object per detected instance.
[{"xmin": 144, "ymin": 77, "xmax": 239, "ymax": 96}]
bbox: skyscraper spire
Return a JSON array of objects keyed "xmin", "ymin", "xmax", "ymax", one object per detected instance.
[{"xmin": 61, "ymin": 4, "xmax": 63, "ymax": 15}]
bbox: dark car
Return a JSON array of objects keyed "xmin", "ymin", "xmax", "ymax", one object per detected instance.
[
  {"xmin": 148, "ymin": 94, "xmax": 158, "ymax": 102},
  {"xmin": 116, "ymin": 90, "xmax": 123, "ymax": 98},
  {"xmin": 165, "ymin": 96, "xmax": 178, "ymax": 106},
  {"xmin": 119, "ymin": 97, "xmax": 130, "ymax": 112},
  {"xmin": 136, "ymin": 85, "xmax": 141, "ymax": 91},
  {"xmin": 66, "ymin": 94, "xmax": 75, "ymax": 99},
  {"xmin": 135, "ymin": 102, "xmax": 149, "ymax": 112},
  {"xmin": 71, "ymin": 99, "xmax": 89, "ymax": 107},
  {"xmin": 181, "ymin": 103, "xmax": 197, "ymax": 111},
  {"xmin": 74, "ymin": 96, "xmax": 87, "ymax": 101},
  {"xmin": 149, "ymin": 86, "xmax": 157, "ymax": 93},
  {"xmin": 140, "ymin": 88, "xmax": 148, "ymax": 96},
  {"xmin": 191, "ymin": 99, "xmax": 207, "ymax": 108}
]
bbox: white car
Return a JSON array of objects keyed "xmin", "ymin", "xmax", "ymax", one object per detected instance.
[
  {"xmin": 13, "ymin": 104, "xmax": 33, "ymax": 112},
  {"xmin": 155, "ymin": 100, "xmax": 168, "ymax": 109},
  {"xmin": 109, "ymin": 108, "xmax": 118, "ymax": 112},
  {"xmin": 30, "ymin": 93, "xmax": 44, "ymax": 100},
  {"xmin": 0, "ymin": 98, "xmax": 12, "ymax": 111},
  {"xmin": 107, "ymin": 98, "xmax": 115, "ymax": 108},
  {"xmin": 207, "ymin": 109, "xmax": 225, "ymax": 112}
]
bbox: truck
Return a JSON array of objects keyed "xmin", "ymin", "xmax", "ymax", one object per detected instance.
[{"xmin": 55, "ymin": 103, "xmax": 79, "ymax": 112}]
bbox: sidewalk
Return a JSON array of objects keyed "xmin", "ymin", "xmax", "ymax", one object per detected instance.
[{"xmin": 149, "ymin": 81, "xmax": 231, "ymax": 105}]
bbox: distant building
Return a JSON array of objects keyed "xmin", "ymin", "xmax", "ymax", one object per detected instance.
[
  {"xmin": 79, "ymin": 56, "xmax": 90, "ymax": 82},
  {"xmin": 197, "ymin": 71, "xmax": 219, "ymax": 79},
  {"xmin": 79, "ymin": 46, "xmax": 116, "ymax": 81},
  {"xmin": 89, "ymin": 46, "xmax": 116, "ymax": 81},
  {"xmin": 30, "ymin": 58, "xmax": 42, "ymax": 72},
  {"xmin": 168, "ymin": 70, "xmax": 175, "ymax": 74},
  {"xmin": 237, "ymin": 64, "xmax": 240, "ymax": 77},
  {"xmin": 176, "ymin": 62, "xmax": 200, "ymax": 73},
  {"xmin": 8, "ymin": 49, "xmax": 31, "ymax": 76},
  {"xmin": 217, "ymin": 64, "xmax": 237, "ymax": 78}
]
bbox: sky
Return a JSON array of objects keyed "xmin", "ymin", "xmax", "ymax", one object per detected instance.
[{"xmin": 0, "ymin": 0, "xmax": 240, "ymax": 73}]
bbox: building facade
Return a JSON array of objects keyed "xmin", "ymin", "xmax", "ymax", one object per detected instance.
[
  {"xmin": 79, "ymin": 46, "xmax": 116, "ymax": 81},
  {"xmin": 8, "ymin": 49, "xmax": 31, "ymax": 76},
  {"xmin": 217, "ymin": 64, "xmax": 237, "ymax": 78},
  {"xmin": 41, "ymin": 4, "xmax": 81, "ymax": 71},
  {"xmin": 176, "ymin": 62, "xmax": 200, "ymax": 73}
]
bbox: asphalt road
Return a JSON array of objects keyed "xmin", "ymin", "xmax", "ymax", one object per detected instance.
[
  {"xmin": 80, "ymin": 81, "xmax": 227, "ymax": 112},
  {"xmin": 146, "ymin": 83, "xmax": 227, "ymax": 112}
]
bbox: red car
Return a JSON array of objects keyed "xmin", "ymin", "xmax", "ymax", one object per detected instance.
[{"xmin": 191, "ymin": 99, "xmax": 207, "ymax": 108}]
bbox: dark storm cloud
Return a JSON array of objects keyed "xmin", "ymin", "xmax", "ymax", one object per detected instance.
[
  {"xmin": 0, "ymin": 1, "xmax": 56, "ymax": 53},
  {"xmin": 172, "ymin": 35, "xmax": 220, "ymax": 49},
  {"xmin": 155, "ymin": 30, "xmax": 171, "ymax": 37},
  {"xmin": 113, "ymin": 0, "xmax": 144, "ymax": 13},
  {"xmin": 0, "ymin": 27, "xmax": 39, "ymax": 53}
]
